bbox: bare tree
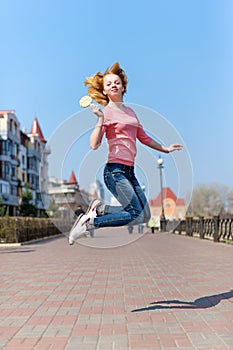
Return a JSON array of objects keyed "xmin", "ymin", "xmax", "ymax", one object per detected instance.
[
  {"xmin": 226, "ymin": 189, "xmax": 233, "ymax": 216},
  {"xmin": 189, "ymin": 183, "xmax": 232, "ymax": 217}
]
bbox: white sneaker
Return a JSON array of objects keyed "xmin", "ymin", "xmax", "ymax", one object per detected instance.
[
  {"xmin": 85, "ymin": 199, "xmax": 101, "ymax": 220},
  {"xmin": 69, "ymin": 214, "xmax": 89, "ymax": 245},
  {"xmin": 68, "ymin": 199, "xmax": 100, "ymax": 245}
]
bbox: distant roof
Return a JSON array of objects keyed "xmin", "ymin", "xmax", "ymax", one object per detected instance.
[
  {"xmin": 0, "ymin": 110, "xmax": 16, "ymax": 119},
  {"xmin": 150, "ymin": 187, "xmax": 185, "ymax": 206},
  {"xmin": 68, "ymin": 171, "xmax": 78, "ymax": 184},
  {"xmin": 0, "ymin": 110, "xmax": 15, "ymax": 115},
  {"xmin": 29, "ymin": 117, "xmax": 46, "ymax": 143}
]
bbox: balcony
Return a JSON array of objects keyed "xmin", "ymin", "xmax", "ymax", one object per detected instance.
[
  {"xmin": 0, "ymin": 173, "xmax": 11, "ymax": 182},
  {"xmin": 10, "ymin": 154, "xmax": 19, "ymax": 166},
  {"xmin": 1, "ymin": 192, "xmax": 9, "ymax": 200}
]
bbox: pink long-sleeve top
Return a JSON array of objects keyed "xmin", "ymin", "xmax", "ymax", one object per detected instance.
[{"xmin": 100, "ymin": 105, "xmax": 152, "ymax": 166}]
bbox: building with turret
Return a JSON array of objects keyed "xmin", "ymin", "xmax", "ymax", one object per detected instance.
[
  {"xmin": 0, "ymin": 110, "xmax": 50, "ymax": 216},
  {"xmin": 149, "ymin": 187, "xmax": 186, "ymax": 220},
  {"xmin": 27, "ymin": 117, "xmax": 51, "ymax": 214},
  {"xmin": 48, "ymin": 171, "xmax": 90, "ymax": 221}
]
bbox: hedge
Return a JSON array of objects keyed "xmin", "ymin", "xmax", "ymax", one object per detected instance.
[{"xmin": 0, "ymin": 217, "xmax": 70, "ymax": 243}]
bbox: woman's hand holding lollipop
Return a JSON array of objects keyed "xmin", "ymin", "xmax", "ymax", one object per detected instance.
[{"xmin": 79, "ymin": 95, "xmax": 103, "ymax": 118}]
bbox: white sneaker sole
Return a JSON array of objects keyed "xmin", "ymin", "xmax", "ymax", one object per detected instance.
[
  {"xmin": 69, "ymin": 199, "xmax": 100, "ymax": 245},
  {"xmin": 69, "ymin": 214, "xmax": 87, "ymax": 245}
]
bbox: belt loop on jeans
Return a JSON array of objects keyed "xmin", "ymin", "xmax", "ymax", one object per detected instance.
[
  {"xmin": 122, "ymin": 164, "xmax": 134, "ymax": 173},
  {"xmin": 106, "ymin": 162, "xmax": 134, "ymax": 173}
]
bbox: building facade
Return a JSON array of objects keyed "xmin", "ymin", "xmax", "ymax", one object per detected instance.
[
  {"xmin": 0, "ymin": 110, "xmax": 50, "ymax": 216},
  {"xmin": 149, "ymin": 187, "xmax": 186, "ymax": 220},
  {"xmin": 48, "ymin": 171, "xmax": 91, "ymax": 221}
]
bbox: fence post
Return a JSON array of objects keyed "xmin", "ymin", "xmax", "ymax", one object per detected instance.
[
  {"xmin": 185, "ymin": 218, "xmax": 189, "ymax": 236},
  {"xmin": 178, "ymin": 220, "xmax": 182, "ymax": 235},
  {"xmin": 186, "ymin": 217, "xmax": 193, "ymax": 236},
  {"xmin": 213, "ymin": 215, "xmax": 220, "ymax": 242},
  {"xmin": 199, "ymin": 216, "xmax": 204, "ymax": 239}
]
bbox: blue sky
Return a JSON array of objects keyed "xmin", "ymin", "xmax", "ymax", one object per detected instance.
[{"xmin": 1, "ymin": 0, "xmax": 233, "ymax": 201}]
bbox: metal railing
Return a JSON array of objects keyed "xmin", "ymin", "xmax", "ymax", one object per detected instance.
[{"xmin": 169, "ymin": 216, "xmax": 233, "ymax": 243}]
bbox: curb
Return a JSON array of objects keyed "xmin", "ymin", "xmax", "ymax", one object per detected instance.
[{"xmin": 0, "ymin": 233, "xmax": 64, "ymax": 247}]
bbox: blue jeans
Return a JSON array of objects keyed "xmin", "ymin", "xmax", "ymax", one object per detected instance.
[{"xmin": 93, "ymin": 163, "xmax": 151, "ymax": 228}]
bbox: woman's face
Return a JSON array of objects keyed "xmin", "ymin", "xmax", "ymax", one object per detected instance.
[{"xmin": 103, "ymin": 74, "xmax": 124, "ymax": 102}]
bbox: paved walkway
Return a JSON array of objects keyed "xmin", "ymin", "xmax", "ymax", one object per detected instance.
[{"xmin": 0, "ymin": 228, "xmax": 233, "ymax": 350}]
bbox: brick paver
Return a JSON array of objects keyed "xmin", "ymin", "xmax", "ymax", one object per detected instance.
[{"xmin": 1, "ymin": 228, "xmax": 233, "ymax": 350}]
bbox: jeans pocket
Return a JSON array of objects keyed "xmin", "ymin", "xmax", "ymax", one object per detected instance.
[
  {"xmin": 104, "ymin": 168, "xmax": 116, "ymax": 194},
  {"xmin": 104, "ymin": 167, "xmax": 128, "ymax": 200}
]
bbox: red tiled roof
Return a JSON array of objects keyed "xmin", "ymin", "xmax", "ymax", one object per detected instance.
[
  {"xmin": 29, "ymin": 117, "xmax": 46, "ymax": 143},
  {"xmin": 149, "ymin": 187, "xmax": 185, "ymax": 206},
  {"xmin": 176, "ymin": 198, "xmax": 185, "ymax": 206},
  {"xmin": 68, "ymin": 171, "xmax": 78, "ymax": 184}
]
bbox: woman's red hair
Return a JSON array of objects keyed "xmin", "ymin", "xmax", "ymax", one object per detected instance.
[{"xmin": 84, "ymin": 62, "xmax": 128, "ymax": 105}]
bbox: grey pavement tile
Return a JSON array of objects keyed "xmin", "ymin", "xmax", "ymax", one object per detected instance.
[
  {"xmin": 0, "ymin": 316, "xmax": 28, "ymax": 326},
  {"xmin": 65, "ymin": 294, "xmax": 86, "ymax": 300},
  {"xmin": 65, "ymin": 336, "xmax": 98, "ymax": 350},
  {"xmin": 174, "ymin": 311, "xmax": 205, "ymax": 321},
  {"xmin": 221, "ymin": 334, "xmax": 233, "ymax": 346},
  {"xmin": 16, "ymin": 325, "xmax": 48, "ymax": 337},
  {"xmin": 46, "ymin": 294, "xmax": 70, "ymax": 301},
  {"xmin": 76, "ymin": 314, "xmax": 91, "ymax": 322},
  {"xmin": 56, "ymin": 307, "xmax": 81, "ymax": 315},
  {"xmin": 34, "ymin": 307, "xmax": 60, "ymax": 315},
  {"xmin": 83, "ymin": 300, "xmax": 105, "ymax": 306},
  {"xmin": 43, "ymin": 325, "xmax": 72, "ymax": 337},
  {"xmin": 103, "ymin": 300, "xmax": 125, "ymax": 307},
  {"xmin": 97, "ymin": 343, "xmax": 113, "ymax": 350},
  {"xmin": 83, "ymin": 336, "xmax": 99, "ymax": 344},
  {"xmin": 127, "ymin": 327, "xmax": 156, "ymax": 335},
  {"xmin": 0, "ymin": 296, "xmax": 12, "ymax": 302},
  {"xmin": 101, "ymin": 315, "xmax": 126, "ymax": 324},
  {"xmin": 200, "ymin": 312, "xmax": 228, "ymax": 321},
  {"xmin": 153, "ymin": 325, "xmax": 184, "ymax": 335},
  {"xmin": 66, "ymin": 343, "xmax": 98, "ymax": 350},
  {"xmin": 188, "ymin": 332, "xmax": 226, "ymax": 347},
  {"xmin": 65, "ymin": 335, "xmax": 84, "ymax": 344},
  {"xmin": 97, "ymin": 335, "xmax": 129, "ymax": 349},
  {"xmin": 162, "ymin": 348, "xmax": 194, "ymax": 350},
  {"xmin": 0, "ymin": 338, "xmax": 9, "ymax": 348},
  {"xmin": 76, "ymin": 318, "xmax": 101, "ymax": 325}
]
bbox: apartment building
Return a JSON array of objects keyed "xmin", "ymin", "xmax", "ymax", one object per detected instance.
[
  {"xmin": 0, "ymin": 110, "xmax": 50, "ymax": 216},
  {"xmin": 48, "ymin": 171, "xmax": 91, "ymax": 221}
]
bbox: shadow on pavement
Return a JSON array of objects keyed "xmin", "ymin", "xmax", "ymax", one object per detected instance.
[
  {"xmin": 0, "ymin": 249, "xmax": 35, "ymax": 254},
  {"xmin": 131, "ymin": 289, "xmax": 233, "ymax": 312},
  {"xmin": 26, "ymin": 235, "xmax": 64, "ymax": 245}
]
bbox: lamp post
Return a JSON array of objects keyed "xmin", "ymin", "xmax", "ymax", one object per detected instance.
[
  {"xmin": 138, "ymin": 184, "xmax": 146, "ymax": 233},
  {"xmin": 157, "ymin": 155, "xmax": 166, "ymax": 231}
]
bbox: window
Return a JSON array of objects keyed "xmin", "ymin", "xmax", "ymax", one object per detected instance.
[
  {"xmin": 12, "ymin": 166, "xmax": 17, "ymax": 179},
  {"xmin": 1, "ymin": 141, "xmax": 9, "ymax": 155},
  {"xmin": 14, "ymin": 121, "xmax": 17, "ymax": 135},
  {"xmin": 10, "ymin": 185, "xmax": 17, "ymax": 196},
  {"xmin": 9, "ymin": 119, "xmax": 13, "ymax": 132},
  {"xmin": 0, "ymin": 183, "xmax": 10, "ymax": 194}
]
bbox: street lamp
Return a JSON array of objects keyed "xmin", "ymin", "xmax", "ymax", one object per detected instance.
[{"xmin": 157, "ymin": 155, "xmax": 166, "ymax": 231}]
